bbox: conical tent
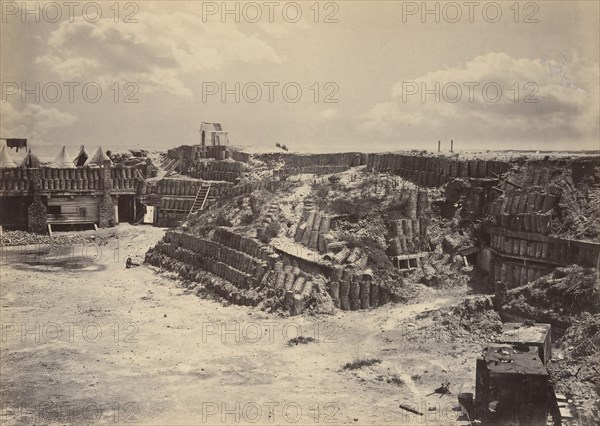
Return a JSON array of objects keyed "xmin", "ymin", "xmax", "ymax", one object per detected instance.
[
  {"xmin": 86, "ymin": 147, "xmax": 112, "ymax": 166},
  {"xmin": 73, "ymin": 145, "xmax": 89, "ymax": 167},
  {"xmin": 52, "ymin": 146, "xmax": 75, "ymax": 168},
  {"xmin": 20, "ymin": 149, "xmax": 41, "ymax": 168},
  {"xmin": 0, "ymin": 145, "xmax": 17, "ymax": 168}
]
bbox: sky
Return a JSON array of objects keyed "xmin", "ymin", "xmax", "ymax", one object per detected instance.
[{"xmin": 1, "ymin": 1, "xmax": 599, "ymax": 156}]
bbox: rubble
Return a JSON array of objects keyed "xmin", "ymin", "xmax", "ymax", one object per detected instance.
[{"xmin": 0, "ymin": 229, "xmax": 107, "ymax": 246}]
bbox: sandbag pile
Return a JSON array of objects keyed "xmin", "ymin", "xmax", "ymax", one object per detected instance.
[
  {"xmin": 110, "ymin": 167, "xmax": 138, "ymax": 191},
  {"xmin": 146, "ymin": 229, "xmax": 272, "ymax": 300},
  {"xmin": 366, "ymin": 154, "xmax": 510, "ymax": 187},
  {"xmin": 489, "ymin": 190, "xmax": 557, "ymax": 234},
  {"xmin": 0, "ymin": 168, "xmax": 31, "ymax": 192},
  {"xmin": 220, "ymin": 178, "xmax": 280, "ymax": 198},
  {"xmin": 159, "ymin": 198, "xmax": 194, "ymax": 211},
  {"xmin": 255, "ymin": 152, "xmax": 363, "ymax": 168},
  {"xmin": 327, "ymin": 267, "xmax": 388, "ymax": 311},
  {"xmin": 488, "ymin": 231, "xmax": 599, "ymax": 268},
  {"xmin": 388, "ymin": 218, "xmax": 427, "ymax": 255},
  {"xmin": 283, "ymin": 165, "xmax": 351, "ymax": 177},
  {"xmin": 145, "ymin": 227, "xmax": 329, "ymax": 313},
  {"xmin": 185, "ymin": 160, "xmax": 244, "ymax": 183},
  {"xmin": 322, "ymin": 243, "xmax": 369, "ymax": 269},
  {"xmin": 155, "ymin": 212, "xmax": 189, "ymax": 228},
  {"xmin": 166, "ymin": 145, "xmax": 230, "ymax": 162},
  {"xmin": 41, "ymin": 168, "xmax": 104, "ymax": 191},
  {"xmin": 0, "ymin": 166, "xmax": 141, "ymax": 193},
  {"xmin": 144, "ymin": 179, "xmax": 231, "ymax": 197},
  {"xmin": 294, "ymin": 210, "xmax": 332, "ymax": 253},
  {"xmin": 268, "ymin": 261, "xmax": 316, "ymax": 297}
]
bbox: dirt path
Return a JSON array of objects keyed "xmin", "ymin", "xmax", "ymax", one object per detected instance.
[{"xmin": 1, "ymin": 225, "xmax": 477, "ymax": 425}]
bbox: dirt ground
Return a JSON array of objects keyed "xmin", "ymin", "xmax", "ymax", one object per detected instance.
[{"xmin": 1, "ymin": 224, "xmax": 482, "ymax": 425}]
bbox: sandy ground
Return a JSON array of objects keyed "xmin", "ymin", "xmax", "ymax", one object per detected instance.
[{"xmin": 1, "ymin": 224, "xmax": 481, "ymax": 425}]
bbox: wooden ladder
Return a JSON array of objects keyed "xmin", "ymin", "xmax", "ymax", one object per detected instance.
[{"xmin": 189, "ymin": 185, "xmax": 211, "ymax": 216}]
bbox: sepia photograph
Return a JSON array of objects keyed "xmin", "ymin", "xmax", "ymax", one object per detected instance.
[{"xmin": 0, "ymin": 1, "xmax": 599, "ymax": 425}]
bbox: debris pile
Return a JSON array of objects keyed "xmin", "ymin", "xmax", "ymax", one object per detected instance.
[
  {"xmin": 549, "ymin": 313, "xmax": 600, "ymax": 425},
  {"xmin": 500, "ymin": 265, "xmax": 600, "ymax": 324},
  {"xmin": 0, "ymin": 229, "xmax": 105, "ymax": 246}
]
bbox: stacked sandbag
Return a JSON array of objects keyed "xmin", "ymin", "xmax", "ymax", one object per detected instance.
[
  {"xmin": 489, "ymin": 190, "xmax": 558, "ymax": 234},
  {"xmin": 327, "ymin": 267, "xmax": 390, "ymax": 311},
  {"xmin": 389, "ymin": 218, "xmax": 421, "ymax": 255},
  {"xmin": 220, "ymin": 178, "xmax": 280, "ymax": 199},
  {"xmin": 488, "ymin": 232, "xmax": 599, "ymax": 268},
  {"xmin": 185, "ymin": 160, "xmax": 243, "ymax": 183},
  {"xmin": 294, "ymin": 210, "xmax": 332, "ymax": 252},
  {"xmin": 365, "ymin": 153, "xmax": 510, "ymax": 187}
]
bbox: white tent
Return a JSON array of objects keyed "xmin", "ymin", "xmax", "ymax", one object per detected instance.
[
  {"xmin": 0, "ymin": 144, "xmax": 17, "ymax": 168},
  {"xmin": 73, "ymin": 145, "xmax": 89, "ymax": 167},
  {"xmin": 20, "ymin": 149, "xmax": 41, "ymax": 168},
  {"xmin": 51, "ymin": 146, "xmax": 76, "ymax": 168},
  {"xmin": 86, "ymin": 147, "xmax": 112, "ymax": 166}
]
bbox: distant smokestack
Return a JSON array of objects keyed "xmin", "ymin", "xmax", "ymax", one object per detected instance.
[
  {"xmin": 438, "ymin": 140, "xmax": 441, "ymax": 153},
  {"xmin": 450, "ymin": 139, "xmax": 454, "ymax": 152}
]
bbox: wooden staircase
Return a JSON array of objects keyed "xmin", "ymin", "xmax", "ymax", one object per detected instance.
[{"xmin": 189, "ymin": 185, "xmax": 214, "ymax": 215}]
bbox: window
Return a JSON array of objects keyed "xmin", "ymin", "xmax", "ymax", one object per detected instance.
[
  {"xmin": 78, "ymin": 207, "xmax": 87, "ymax": 217},
  {"xmin": 48, "ymin": 205, "xmax": 61, "ymax": 214}
]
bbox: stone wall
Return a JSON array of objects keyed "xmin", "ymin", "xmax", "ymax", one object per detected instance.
[{"xmin": 98, "ymin": 161, "xmax": 115, "ymax": 228}]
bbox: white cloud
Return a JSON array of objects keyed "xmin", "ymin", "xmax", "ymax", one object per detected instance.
[
  {"xmin": 37, "ymin": 12, "xmax": 282, "ymax": 99},
  {"xmin": 320, "ymin": 108, "xmax": 338, "ymax": 120},
  {"xmin": 360, "ymin": 52, "xmax": 599, "ymax": 145},
  {"xmin": 0, "ymin": 102, "xmax": 77, "ymax": 141}
]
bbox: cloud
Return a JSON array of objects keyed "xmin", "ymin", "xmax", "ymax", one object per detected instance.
[
  {"xmin": 320, "ymin": 108, "xmax": 339, "ymax": 120},
  {"xmin": 37, "ymin": 12, "xmax": 282, "ymax": 98},
  {"xmin": 0, "ymin": 102, "xmax": 77, "ymax": 141},
  {"xmin": 360, "ymin": 52, "xmax": 599, "ymax": 146}
]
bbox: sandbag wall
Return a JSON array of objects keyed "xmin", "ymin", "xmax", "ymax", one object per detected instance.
[
  {"xmin": 220, "ymin": 179, "xmax": 280, "ymax": 198},
  {"xmin": 144, "ymin": 179, "xmax": 232, "ymax": 227},
  {"xmin": 488, "ymin": 230, "xmax": 599, "ymax": 268},
  {"xmin": 146, "ymin": 228, "xmax": 272, "ymax": 306},
  {"xmin": 166, "ymin": 145, "xmax": 230, "ymax": 162},
  {"xmin": 185, "ymin": 160, "xmax": 243, "ymax": 183},
  {"xmin": 488, "ymin": 190, "xmax": 557, "ymax": 234},
  {"xmin": 323, "ymin": 245, "xmax": 368, "ymax": 268},
  {"xmin": 230, "ymin": 150, "xmax": 251, "ymax": 163},
  {"xmin": 283, "ymin": 165, "xmax": 351, "ymax": 177},
  {"xmin": 327, "ymin": 267, "xmax": 391, "ymax": 311},
  {"xmin": 388, "ymin": 218, "xmax": 427, "ymax": 255},
  {"xmin": 0, "ymin": 167, "xmax": 140, "ymax": 194},
  {"xmin": 366, "ymin": 154, "xmax": 510, "ymax": 187},
  {"xmin": 267, "ymin": 261, "xmax": 318, "ymax": 300},
  {"xmin": 0, "ymin": 168, "xmax": 32, "ymax": 193},
  {"xmin": 41, "ymin": 168, "xmax": 104, "ymax": 191},
  {"xmin": 110, "ymin": 167, "xmax": 138, "ymax": 191},
  {"xmin": 294, "ymin": 210, "xmax": 332, "ymax": 252},
  {"xmin": 255, "ymin": 152, "xmax": 364, "ymax": 168},
  {"xmin": 285, "ymin": 153, "xmax": 363, "ymax": 168},
  {"xmin": 387, "ymin": 188, "xmax": 430, "ymax": 256},
  {"xmin": 143, "ymin": 179, "xmax": 232, "ymax": 197}
]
